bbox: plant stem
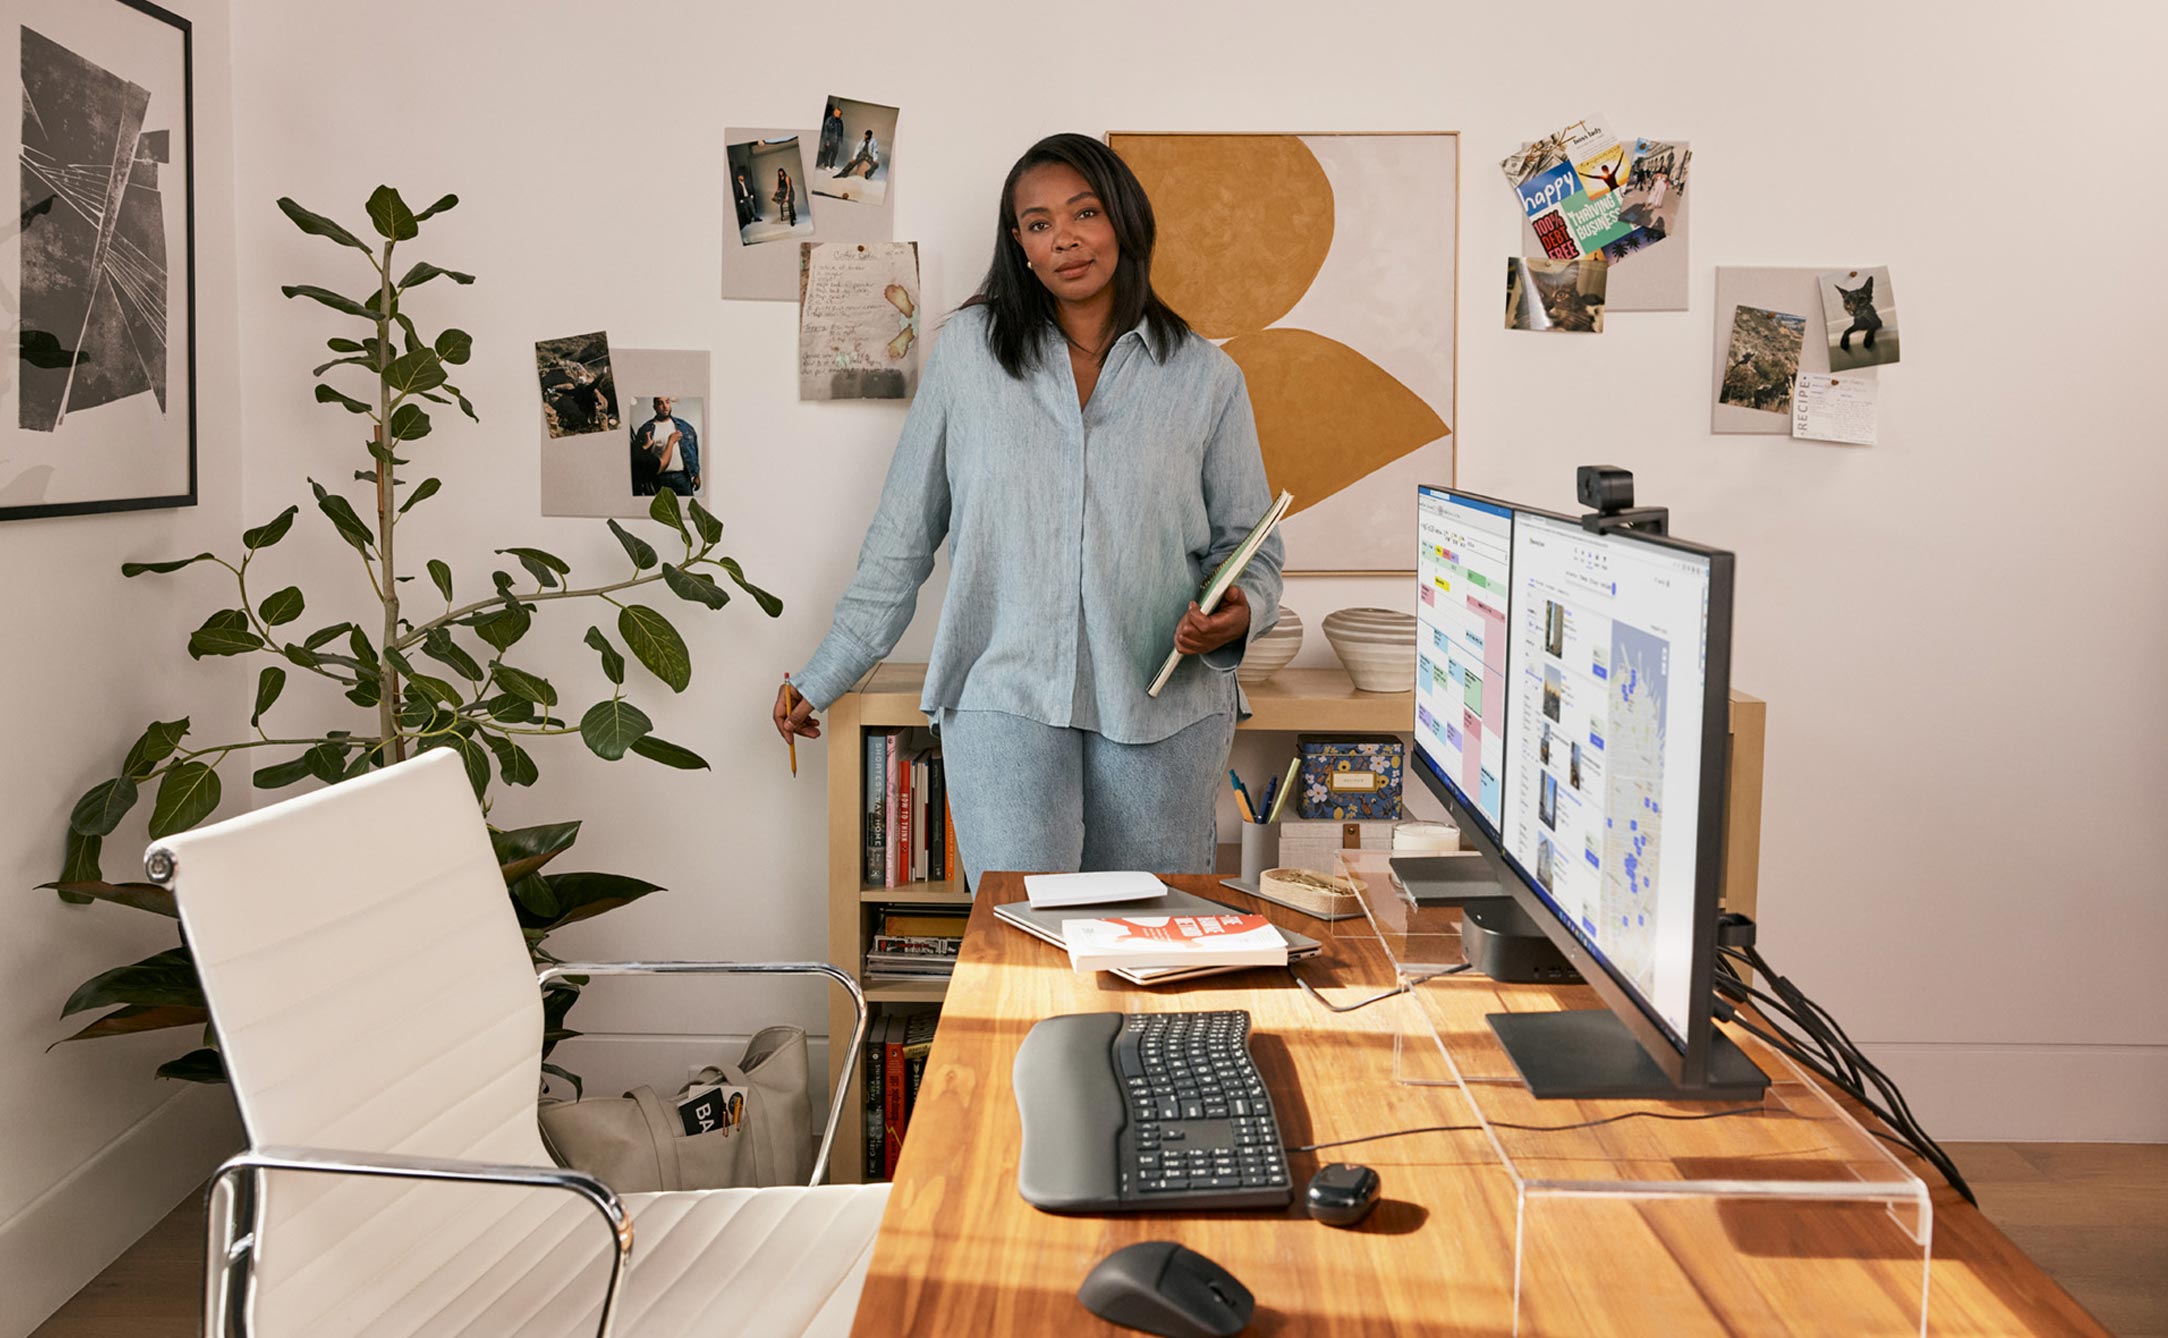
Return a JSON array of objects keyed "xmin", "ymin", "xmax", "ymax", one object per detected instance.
[
  {"xmin": 389, "ymin": 564, "xmax": 691, "ymax": 654},
  {"xmin": 373, "ymin": 238, "xmax": 403, "ymax": 762}
]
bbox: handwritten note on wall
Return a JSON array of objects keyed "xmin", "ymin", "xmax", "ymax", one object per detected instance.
[{"xmin": 798, "ymin": 242, "xmax": 921, "ymax": 401}]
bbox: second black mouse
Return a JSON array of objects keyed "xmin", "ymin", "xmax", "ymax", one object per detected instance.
[{"xmin": 1078, "ymin": 1240, "xmax": 1254, "ymax": 1337}]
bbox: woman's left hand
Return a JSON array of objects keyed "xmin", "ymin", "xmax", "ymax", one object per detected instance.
[{"xmin": 1174, "ymin": 584, "xmax": 1251, "ymax": 656}]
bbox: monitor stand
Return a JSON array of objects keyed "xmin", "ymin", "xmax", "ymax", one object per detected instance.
[
  {"xmin": 1390, "ymin": 854, "xmax": 1507, "ymax": 905},
  {"xmin": 1486, "ymin": 1009, "xmax": 1772, "ymax": 1101}
]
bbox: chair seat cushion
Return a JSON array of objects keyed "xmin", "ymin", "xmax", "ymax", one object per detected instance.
[{"xmin": 612, "ymin": 1184, "xmax": 890, "ymax": 1336}]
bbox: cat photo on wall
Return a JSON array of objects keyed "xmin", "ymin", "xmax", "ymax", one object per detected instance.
[{"xmin": 1819, "ymin": 266, "xmax": 1900, "ymax": 372}]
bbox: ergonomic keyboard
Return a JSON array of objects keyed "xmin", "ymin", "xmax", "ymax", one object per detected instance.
[{"xmin": 1013, "ymin": 1010, "xmax": 1294, "ymax": 1213}]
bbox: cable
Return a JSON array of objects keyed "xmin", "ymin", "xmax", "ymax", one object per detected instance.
[
  {"xmin": 1285, "ymin": 962, "xmax": 1470, "ymax": 1014},
  {"xmin": 1286, "ymin": 1104, "xmax": 1767, "ymax": 1154}
]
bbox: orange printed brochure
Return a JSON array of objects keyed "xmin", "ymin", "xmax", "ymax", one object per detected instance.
[{"xmin": 1061, "ymin": 913, "xmax": 1289, "ymax": 974}]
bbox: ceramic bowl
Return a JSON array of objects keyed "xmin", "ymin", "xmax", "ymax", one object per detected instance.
[
  {"xmin": 1236, "ymin": 607, "xmax": 1303, "ymax": 684},
  {"xmin": 1321, "ymin": 607, "xmax": 1418, "ymax": 692}
]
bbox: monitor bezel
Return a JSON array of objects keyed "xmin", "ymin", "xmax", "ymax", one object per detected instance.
[{"xmin": 1412, "ymin": 485, "xmax": 1735, "ymax": 1092}]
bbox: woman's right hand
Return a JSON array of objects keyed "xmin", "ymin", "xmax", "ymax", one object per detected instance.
[{"xmin": 774, "ymin": 680, "xmax": 821, "ymax": 743}]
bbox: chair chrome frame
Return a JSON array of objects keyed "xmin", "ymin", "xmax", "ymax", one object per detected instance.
[{"xmin": 203, "ymin": 1146, "xmax": 631, "ymax": 1338}]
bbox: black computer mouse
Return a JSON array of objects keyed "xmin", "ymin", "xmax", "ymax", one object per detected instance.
[
  {"xmin": 1305, "ymin": 1162, "xmax": 1381, "ymax": 1227},
  {"xmin": 1078, "ymin": 1240, "xmax": 1254, "ymax": 1337}
]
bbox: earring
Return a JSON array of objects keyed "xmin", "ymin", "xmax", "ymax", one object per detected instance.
[{"xmin": 1026, "ymin": 261, "xmax": 1033, "ymax": 270}]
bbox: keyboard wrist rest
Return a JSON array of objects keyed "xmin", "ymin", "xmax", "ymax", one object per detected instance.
[{"xmin": 1013, "ymin": 1012, "xmax": 1125, "ymax": 1212}]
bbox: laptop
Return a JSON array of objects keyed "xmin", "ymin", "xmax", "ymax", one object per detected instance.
[{"xmin": 994, "ymin": 887, "xmax": 1322, "ymax": 986}]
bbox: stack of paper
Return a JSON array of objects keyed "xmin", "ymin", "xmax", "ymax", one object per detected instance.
[{"xmin": 1023, "ymin": 870, "xmax": 1169, "ymax": 909}]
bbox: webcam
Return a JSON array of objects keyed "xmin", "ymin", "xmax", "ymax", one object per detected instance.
[{"xmin": 1575, "ymin": 465, "xmax": 1669, "ymax": 536}]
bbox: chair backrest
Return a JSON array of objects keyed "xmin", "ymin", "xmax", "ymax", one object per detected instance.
[{"xmin": 160, "ymin": 748, "xmax": 549, "ymax": 1167}]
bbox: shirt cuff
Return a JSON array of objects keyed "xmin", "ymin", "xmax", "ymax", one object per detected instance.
[
  {"xmin": 792, "ymin": 625, "xmax": 880, "ymax": 709},
  {"xmin": 1201, "ymin": 581, "xmax": 1273, "ymax": 673}
]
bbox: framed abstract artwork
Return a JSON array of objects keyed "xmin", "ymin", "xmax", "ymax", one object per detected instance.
[
  {"xmin": 2, "ymin": 0, "xmax": 195, "ymax": 522},
  {"xmin": 1107, "ymin": 131, "xmax": 1457, "ymax": 575}
]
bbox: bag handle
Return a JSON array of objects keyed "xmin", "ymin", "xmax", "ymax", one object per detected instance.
[{"xmin": 629, "ymin": 1087, "xmax": 685, "ymax": 1192}]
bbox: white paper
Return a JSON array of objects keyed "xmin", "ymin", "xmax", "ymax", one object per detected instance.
[
  {"xmin": 1791, "ymin": 372, "xmax": 1879, "ymax": 445},
  {"xmin": 1023, "ymin": 870, "xmax": 1169, "ymax": 909}
]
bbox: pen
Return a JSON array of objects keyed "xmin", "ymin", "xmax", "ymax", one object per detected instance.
[
  {"xmin": 1228, "ymin": 769, "xmax": 1256, "ymax": 821},
  {"xmin": 1259, "ymin": 775, "xmax": 1279, "ymax": 824},
  {"xmin": 783, "ymin": 673, "xmax": 800, "ymax": 778},
  {"xmin": 1264, "ymin": 757, "xmax": 1299, "ymax": 824}
]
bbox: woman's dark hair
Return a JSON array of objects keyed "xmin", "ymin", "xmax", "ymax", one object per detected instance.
[{"xmin": 969, "ymin": 133, "xmax": 1189, "ymax": 378}]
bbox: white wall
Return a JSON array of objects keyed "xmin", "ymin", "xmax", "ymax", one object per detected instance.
[
  {"xmin": 0, "ymin": 2, "xmax": 245, "ymax": 1331},
  {"xmin": 222, "ymin": 0, "xmax": 2168, "ymax": 1143}
]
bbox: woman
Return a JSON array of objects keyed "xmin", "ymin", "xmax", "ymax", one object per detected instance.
[
  {"xmin": 773, "ymin": 133, "xmax": 1283, "ymax": 893},
  {"xmin": 773, "ymin": 166, "xmax": 796, "ymax": 226},
  {"xmin": 817, "ymin": 103, "xmax": 846, "ymax": 170}
]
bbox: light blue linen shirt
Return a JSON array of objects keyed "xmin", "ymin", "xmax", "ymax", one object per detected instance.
[{"xmin": 792, "ymin": 304, "xmax": 1284, "ymax": 745}]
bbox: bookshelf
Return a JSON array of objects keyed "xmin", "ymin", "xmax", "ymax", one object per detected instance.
[{"xmin": 822, "ymin": 660, "xmax": 1416, "ymax": 1183}]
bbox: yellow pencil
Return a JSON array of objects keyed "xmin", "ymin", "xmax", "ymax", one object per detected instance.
[
  {"xmin": 1234, "ymin": 788, "xmax": 1256, "ymax": 824},
  {"xmin": 783, "ymin": 674, "xmax": 800, "ymax": 778}
]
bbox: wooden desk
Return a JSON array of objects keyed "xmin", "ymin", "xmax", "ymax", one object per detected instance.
[{"xmin": 851, "ymin": 873, "xmax": 2104, "ymax": 1336}]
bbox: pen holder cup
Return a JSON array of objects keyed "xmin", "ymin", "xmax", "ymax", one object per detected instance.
[{"xmin": 1239, "ymin": 822, "xmax": 1281, "ymax": 886}]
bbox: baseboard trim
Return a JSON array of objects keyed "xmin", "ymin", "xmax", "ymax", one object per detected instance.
[
  {"xmin": 0, "ymin": 1082, "xmax": 243, "ymax": 1338},
  {"xmin": 1855, "ymin": 1041, "xmax": 2168, "ymax": 1142}
]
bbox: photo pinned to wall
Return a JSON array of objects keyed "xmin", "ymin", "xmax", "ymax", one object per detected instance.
[
  {"xmin": 1819, "ymin": 266, "xmax": 1898, "ymax": 371},
  {"xmin": 722, "ymin": 125, "xmax": 893, "ymax": 303},
  {"xmin": 534, "ymin": 332, "xmax": 619, "ymax": 438},
  {"xmin": 811, "ymin": 96, "xmax": 897, "ymax": 206},
  {"xmin": 1712, "ymin": 268, "xmax": 1831, "ymax": 434},
  {"xmin": 728, "ymin": 135, "xmax": 815, "ymax": 246},
  {"xmin": 4, "ymin": 0, "xmax": 197, "ymax": 522},
  {"xmin": 541, "ymin": 347, "xmax": 709, "ymax": 519},
  {"xmin": 1505, "ymin": 255, "xmax": 1607, "ymax": 332},
  {"xmin": 1718, "ymin": 305, "xmax": 1806, "ymax": 416},
  {"xmin": 798, "ymin": 241, "xmax": 920, "ymax": 401},
  {"xmin": 627, "ymin": 394, "xmax": 704, "ymax": 498},
  {"xmin": 1515, "ymin": 129, "xmax": 1692, "ymax": 311}
]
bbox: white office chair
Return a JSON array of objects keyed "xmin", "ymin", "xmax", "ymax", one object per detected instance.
[{"xmin": 151, "ymin": 748, "xmax": 888, "ymax": 1337}]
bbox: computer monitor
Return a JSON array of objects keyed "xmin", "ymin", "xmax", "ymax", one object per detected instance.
[{"xmin": 1410, "ymin": 484, "xmax": 1766, "ymax": 1100}]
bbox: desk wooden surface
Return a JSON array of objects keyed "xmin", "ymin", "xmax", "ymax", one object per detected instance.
[{"xmin": 850, "ymin": 874, "xmax": 2105, "ymax": 1336}]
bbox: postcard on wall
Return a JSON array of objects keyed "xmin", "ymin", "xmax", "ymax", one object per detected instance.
[
  {"xmin": 811, "ymin": 95, "xmax": 899, "ymax": 206},
  {"xmin": 1791, "ymin": 372, "xmax": 1878, "ymax": 446},
  {"xmin": 1563, "ymin": 118, "xmax": 1629, "ymax": 198},
  {"xmin": 728, "ymin": 135, "xmax": 815, "ymax": 247},
  {"xmin": 1818, "ymin": 266, "xmax": 1899, "ymax": 371},
  {"xmin": 534, "ymin": 332, "xmax": 619, "ymax": 438},
  {"xmin": 1505, "ymin": 255, "xmax": 1608, "ymax": 332},
  {"xmin": 798, "ymin": 242, "xmax": 921, "ymax": 400},
  {"xmin": 542, "ymin": 348, "xmax": 710, "ymax": 519},
  {"xmin": 1718, "ymin": 306, "xmax": 1807, "ymax": 415}
]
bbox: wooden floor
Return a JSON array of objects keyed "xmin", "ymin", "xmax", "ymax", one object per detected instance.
[{"xmin": 30, "ymin": 1143, "xmax": 2167, "ymax": 1336}]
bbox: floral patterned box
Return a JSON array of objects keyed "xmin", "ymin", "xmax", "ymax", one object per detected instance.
[{"xmin": 1296, "ymin": 734, "xmax": 1405, "ymax": 821}]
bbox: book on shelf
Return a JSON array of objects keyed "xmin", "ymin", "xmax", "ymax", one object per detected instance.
[
  {"xmin": 863, "ymin": 729, "xmax": 959, "ymax": 890},
  {"xmin": 1061, "ymin": 912, "xmax": 1290, "ymax": 973},
  {"xmin": 863, "ymin": 732, "xmax": 886, "ymax": 887},
  {"xmin": 927, "ymin": 754, "xmax": 946, "ymax": 881},
  {"xmin": 862, "ymin": 1011, "xmax": 887, "ymax": 1180},
  {"xmin": 877, "ymin": 907, "xmax": 968, "ymax": 937}
]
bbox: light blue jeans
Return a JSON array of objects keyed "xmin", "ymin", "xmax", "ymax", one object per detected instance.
[{"xmin": 935, "ymin": 708, "xmax": 1237, "ymax": 894}]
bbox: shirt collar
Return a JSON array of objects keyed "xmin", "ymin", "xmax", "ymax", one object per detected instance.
[{"xmin": 1114, "ymin": 315, "xmax": 1163, "ymax": 364}]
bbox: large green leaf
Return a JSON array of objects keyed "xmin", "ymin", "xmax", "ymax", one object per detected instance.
[
  {"xmin": 303, "ymin": 622, "xmax": 355, "ymax": 651},
  {"xmin": 276, "ymin": 197, "xmax": 371, "ymax": 252},
  {"xmin": 55, "ymin": 1003, "xmax": 210, "ymax": 1045},
  {"xmin": 688, "ymin": 498, "xmax": 723, "ymax": 546},
  {"xmin": 242, "ymin": 505, "xmax": 299, "ymax": 551},
  {"xmin": 156, "ymin": 1049, "xmax": 227, "ymax": 1083},
  {"xmin": 147, "ymin": 763, "xmax": 220, "ymax": 838},
  {"xmin": 69, "ymin": 777, "xmax": 139, "ymax": 836},
  {"xmin": 310, "ymin": 479, "xmax": 376, "ymax": 555},
  {"xmin": 282, "ymin": 283, "xmax": 375, "ymax": 318},
  {"xmin": 498, "ymin": 547, "xmax": 569, "ymax": 589},
  {"xmin": 661, "ymin": 563, "xmax": 729, "ymax": 610},
  {"xmin": 39, "ymin": 879, "xmax": 175, "ymax": 916},
  {"xmin": 583, "ymin": 627, "xmax": 625, "ymax": 686},
  {"xmin": 422, "ymin": 628, "xmax": 482, "ymax": 680},
  {"xmin": 304, "ymin": 740, "xmax": 349, "ymax": 784},
  {"xmin": 607, "ymin": 520, "xmax": 658, "ymax": 572},
  {"xmin": 251, "ymin": 667, "xmax": 286, "ymax": 726},
  {"xmin": 257, "ymin": 586, "xmax": 306, "ymax": 626},
  {"xmin": 483, "ymin": 693, "xmax": 536, "ymax": 723},
  {"xmin": 618, "ymin": 605, "xmax": 690, "ymax": 692},
  {"xmin": 713, "ymin": 558, "xmax": 784, "ymax": 617},
  {"xmin": 398, "ymin": 261, "xmax": 474, "ymax": 290},
  {"xmin": 579, "ymin": 700, "xmax": 653, "ymax": 761},
  {"xmin": 384, "ymin": 348, "xmax": 446, "ymax": 395},
  {"xmin": 121, "ymin": 719, "xmax": 189, "ymax": 780},
  {"xmin": 253, "ymin": 754, "xmax": 314, "ymax": 790},
  {"xmin": 314, "ymin": 382, "xmax": 372, "ymax": 414},
  {"xmin": 492, "ymin": 664, "xmax": 558, "ymax": 706},
  {"xmin": 366, "ymin": 184, "xmax": 419, "ymax": 240},
  {"xmin": 473, "ymin": 599, "xmax": 531, "ymax": 652},
  {"xmin": 535, "ymin": 871, "xmax": 666, "ymax": 931},
  {"xmin": 412, "ymin": 193, "xmax": 459, "ymax": 222},
  {"xmin": 420, "ymin": 733, "xmax": 489, "ymax": 797},
  {"xmin": 388, "ymin": 403, "xmax": 432, "ymax": 442},
  {"xmin": 57, "ymin": 830, "xmax": 100, "ymax": 898},
  {"xmin": 434, "ymin": 328, "xmax": 473, "ymax": 365},
  {"xmin": 649, "ymin": 489, "xmax": 688, "ymax": 541},
  {"xmin": 62, "ymin": 946, "xmax": 203, "ymax": 1016},
  {"xmin": 188, "ymin": 621, "xmax": 264, "ymax": 659},
  {"xmin": 120, "ymin": 552, "xmax": 214, "ymax": 578},
  {"xmin": 492, "ymin": 821, "xmax": 582, "ymax": 883},
  {"xmin": 398, "ymin": 477, "xmax": 441, "ymax": 515},
  {"xmin": 480, "ymin": 731, "xmax": 539, "ymax": 787},
  {"xmin": 629, "ymin": 735, "xmax": 710, "ymax": 771},
  {"xmin": 404, "ymin": 673, "xmax": 462, "ymax": 707},
  {"xmin": 427, "ymin": 559, "xmax": 454, "ymax": 603}
]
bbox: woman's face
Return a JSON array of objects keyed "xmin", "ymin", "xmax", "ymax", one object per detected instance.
[{"xmin": 1009, "ymin": 162, "xmax": 1118, "ymax": 306}]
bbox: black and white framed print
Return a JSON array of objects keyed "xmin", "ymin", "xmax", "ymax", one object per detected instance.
[{"xmin": 2, "ymin": 0, "xmax": 194, "ymax": 521}]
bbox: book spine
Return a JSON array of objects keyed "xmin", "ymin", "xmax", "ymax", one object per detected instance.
[
  {"xmin": 863, "ymin": 1015, "xmax": 885, "ymax": 1180},
  {"xmin": 945, "ymin": 804, "xmax": 960, "ymax": 891},
  {"xmin": 905, "ymin": 1050, "xmax": 926, "ymax": 1129},
  {"xmin": 864, "ymin": 733, "xmax": 885, "ymax": 887},
  {"xmin": 883, "ymin": 1026, "xmax": 907, "ymax": 1177},
  {"xmin": 898, "ymin": 751, "xmax": 914, "ymax": 886},
  {"xmin": 912, "ymin": 757, "xmax": 928, "ymax": 882},
  {"xmin": 885, "ymin": 734, "xmax": 901, "ymax": 889},
  {"xmin": 927, "ymin": 755, "xmax": 945, "ymax": 881}
]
